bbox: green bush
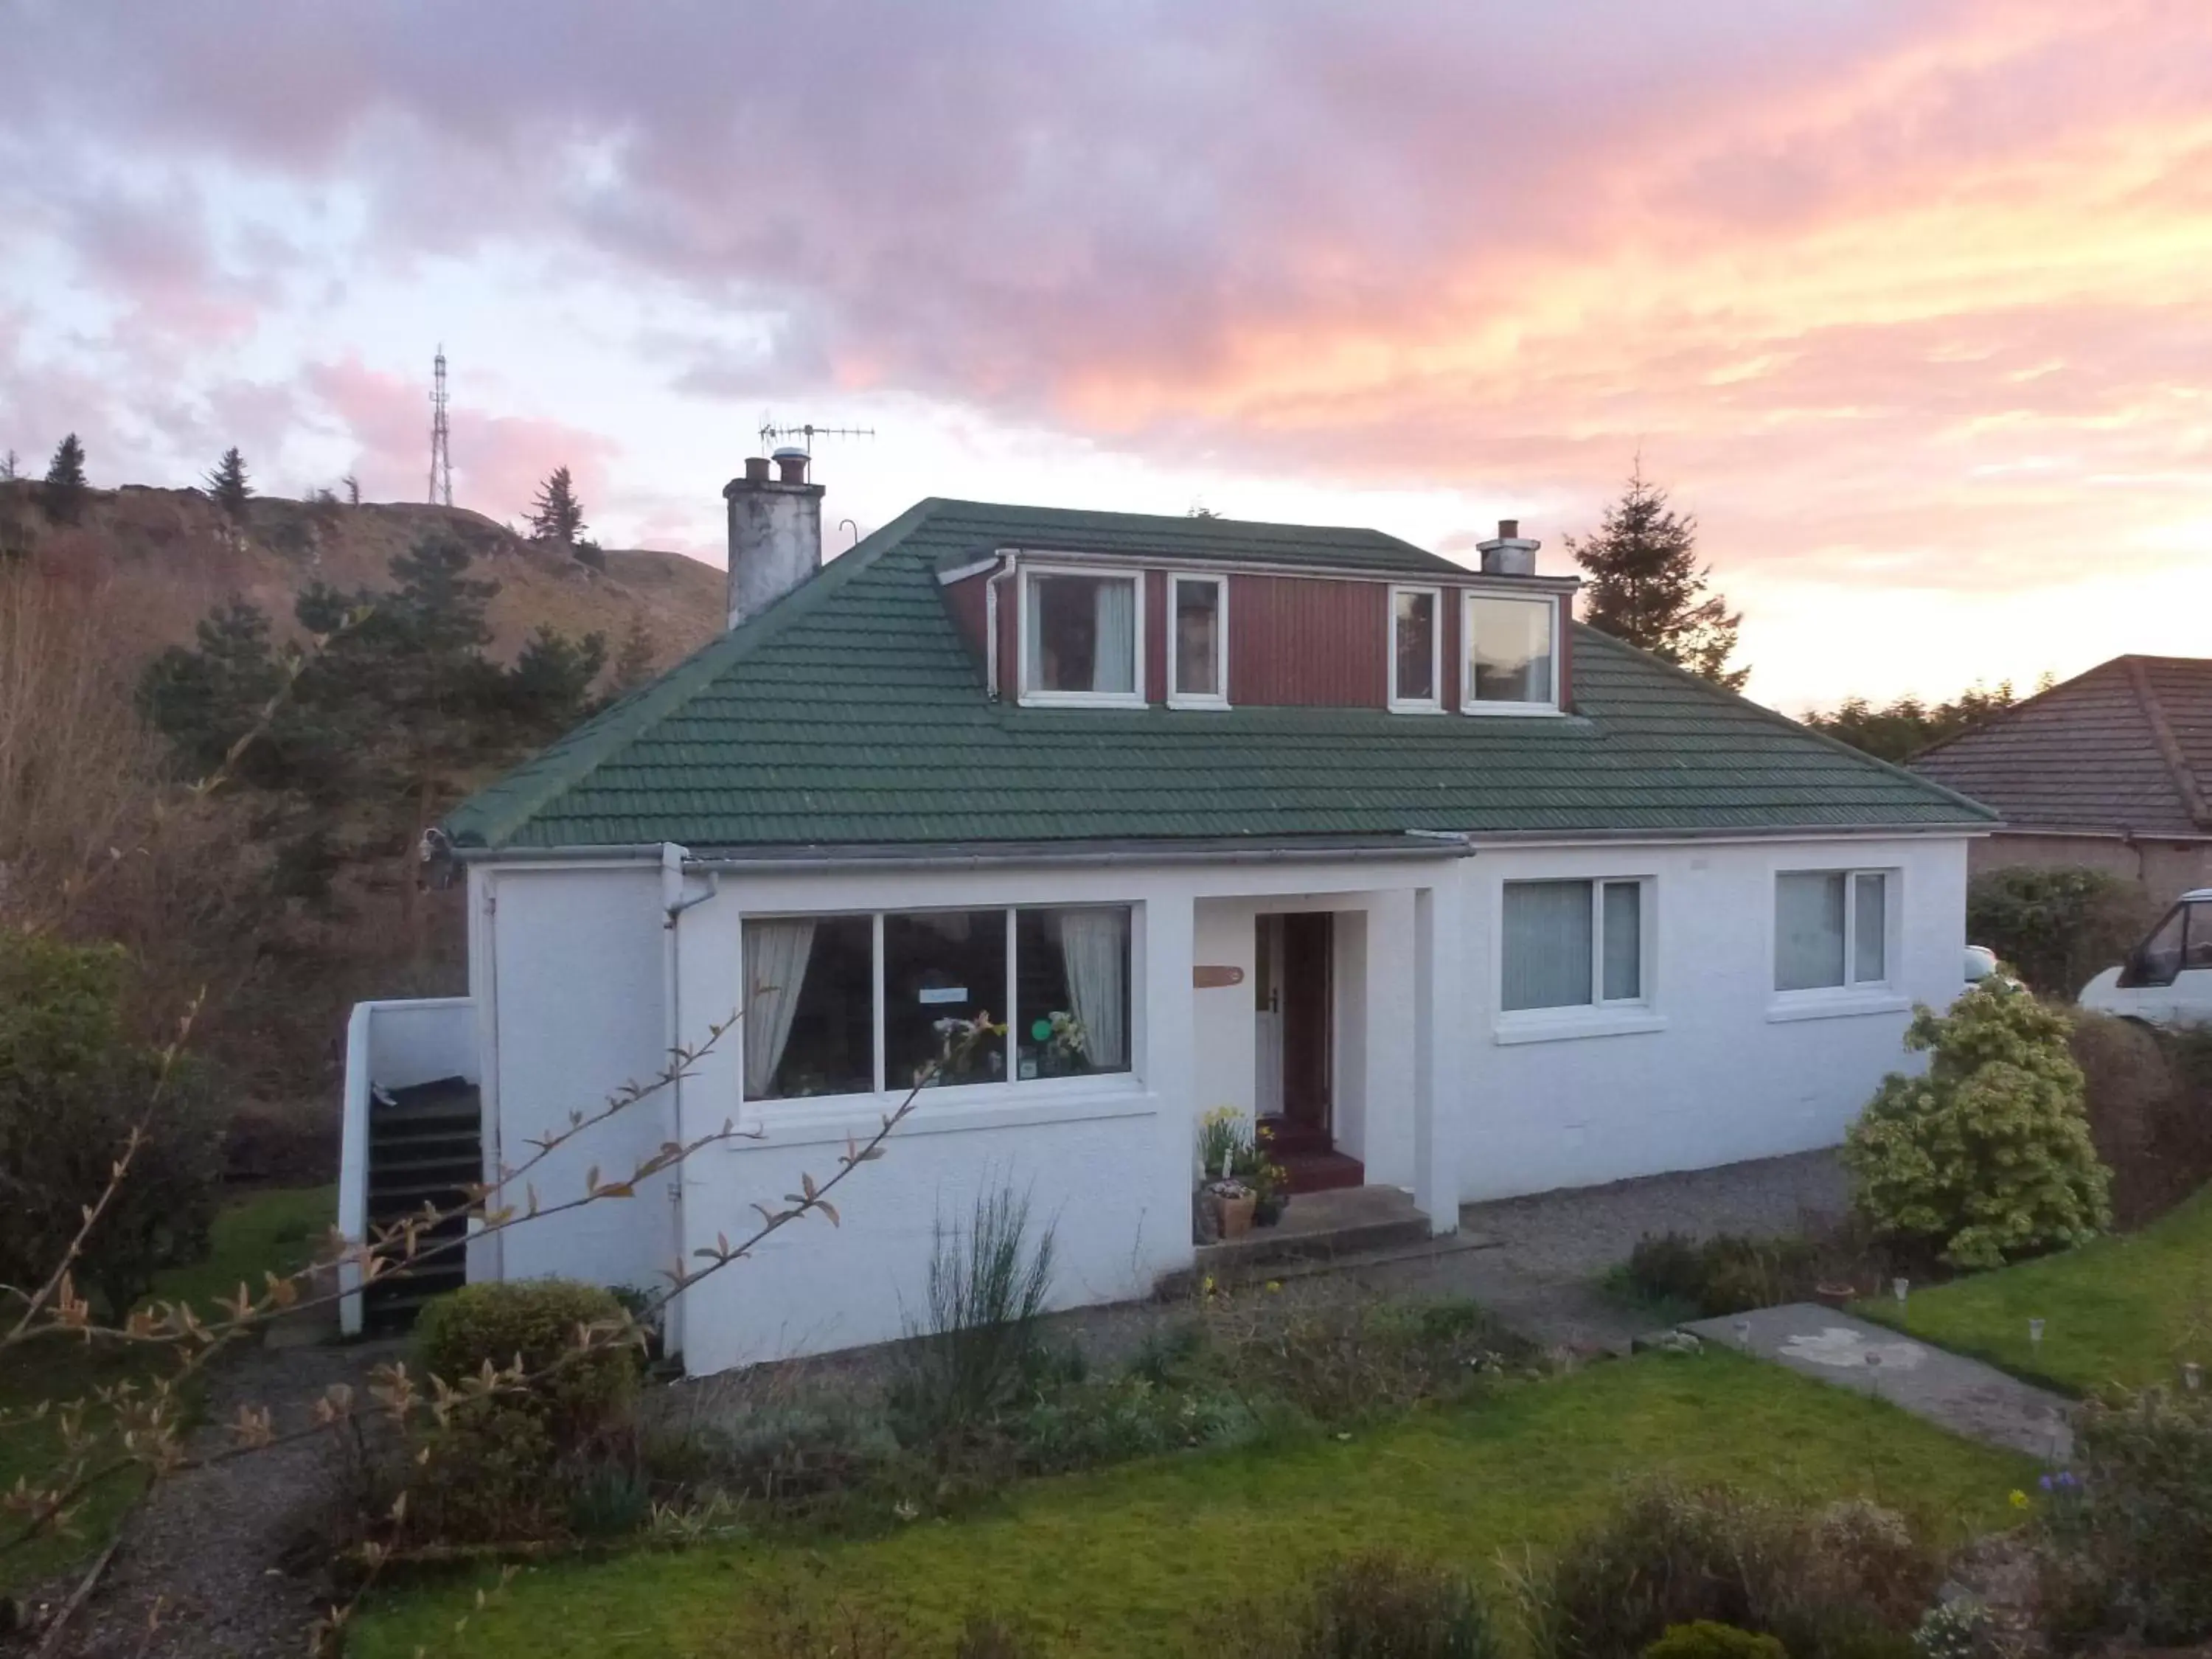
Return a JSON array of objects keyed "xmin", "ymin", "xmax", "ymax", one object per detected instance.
[
  {"xmin": 413, "ymin": 1277, "xmax": 639, "ymax": 1444},
  {"xmin": 0, "ymin": 931, "xmax": 226, "ymax": 1316},
  {"xmin": 890, "ymin": 1187, "xmax": 1057, "ymax": 1445},
  {"xmin": 1966, "ymin": 866, "xmax": 2145, "ymax": 1000},
  {"xmin": 1842, "ymin": 982, "xmax": 2112, "ymax": 1270},
  {"xmin": 1519, "ymin": 1482, "xmax": 1934, "ymax": 1659},
  {"xmin": 1624, "ymin": 1234, "xmax": 1820, "ymax": 1318},
  {"xmin": 2040, "ymin": 1388, "xmax": 2212, "ymax": 1643},
  {"xmin": 1646, "ymin": 1623, "xmax": 1788, "ymax": 1659}
]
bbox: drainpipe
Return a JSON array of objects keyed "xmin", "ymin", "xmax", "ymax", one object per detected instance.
[
  {"xmin": 984, "ymin": 552, "xmax": 1017, "ymax": 702},
  {"xmin": 658, "ymin": 843, "xmax": 721, "ymax": 1362}
]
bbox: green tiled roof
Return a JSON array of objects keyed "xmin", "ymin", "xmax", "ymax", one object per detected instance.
[{"xmin": 445, "ymin": 498, "xmax": 1994, "ymax": 852}]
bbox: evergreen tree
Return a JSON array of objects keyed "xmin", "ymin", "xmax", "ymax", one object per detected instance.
[
  {"xmin": 42, "ymin": 434, "xmax": 87, "ymax": 525},
  {"xmin": 504, "ymin": 625, "xmax": 607, "ymax": 725},
  {"xmin": 527, "ymin": 466, "xmax": 585, "ymax": 546},
  {"xmin": 1565, "ymin": 464, "xmax": 1747, "ymax": 690},
  {"xmin": 342, "ymin": 473, "xmax": 361, "ymax": 507},
  {"xmin": 205, "ymin": 447, "xmax": 252, "ymax": 518},
  {"xmin": 1804, "ymin": 681, "xmax": 2027, "ymax": 764},
  {"xmin": 136, "ymin": 599, "xmax": 291, "ymax": 780},
  {"xmin": 610, "ymin": 619, "xmax": 657, "ymax": 695},
  {"xmin": 1, "ymin": 449, "xmax": 19, "ymax": 481}
]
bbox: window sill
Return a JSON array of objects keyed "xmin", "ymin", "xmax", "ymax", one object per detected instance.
[
  {"xmin": 1165, "ymin": 693, "xmax": 1231, "ymax": 712},
  {"xmin": 1460, "ymin": 702, "xmax": 1564, "ymax": 719},
  {"xmin": 1018, "ymin": 690, "xmax": 1147, "ymax": 709},
  {"xmin": 1388, "ymin": 699, "xmax": 1446, "ymax": 715},
  {"xmin": 729, "ymin": 1079, "xmax": 1157, "ymax": 1149},
  {"xmin": 1493, "ymin": 1008, "xmax": 1667, "ymax": 1046},
  {"xmin": 1764, "ymin": 990, "xmax": 1911, "ymax": 1024}
]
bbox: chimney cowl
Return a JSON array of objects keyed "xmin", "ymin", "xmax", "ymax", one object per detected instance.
[
  {"xmin": 771, "ymin": 446, "xmax": 809, "ymax": 485},
  {"xmin": 1476, "ymin": 518, "xmax": 1540, "ymax": 577},
  {"xmin": 743, "ymin": 456, "xmax": 771, "ymax": 484}
]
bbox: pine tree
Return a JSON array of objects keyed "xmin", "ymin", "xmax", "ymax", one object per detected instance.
[
  {"xmin": 206, "ymin": 447, "xmax": 252, "ymax": 519},
  {"xmin": 1, "ymin": 449, "xmax": 20, "ymax": 481},
  {"xmin": 527, "ymin": 466, "xmax": 585, "ymax": 546},
  {"xmin": 1565, "ymin": 463, "xmax": 1747, "ymax": 691},
  {"xmin": 610, "ymin": 619, "xmax": 657, "ymax": 693},
  {"xmin": 342, "ymin": 473, "xmax": 361, "ymax": 507},
  {"xmin": 42, "ymin": 434, "xmax": 87, "ymax": 525}
]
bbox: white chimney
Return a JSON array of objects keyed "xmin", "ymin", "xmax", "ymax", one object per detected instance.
[
  {"xmin": 721, "ymin": 449, "xmax": 824, "ymax": 628},
  {"xmin": 1477, "ymin": 518, "xmax": 1539, "ymax": 577}
]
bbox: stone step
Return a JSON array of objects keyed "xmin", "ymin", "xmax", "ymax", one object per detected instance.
[{"xmin": 1157, "ymin": 1186, "xmax": 1435, "ymax": 1298}]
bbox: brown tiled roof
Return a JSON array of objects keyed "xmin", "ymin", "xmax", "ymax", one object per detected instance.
[{"xmin": 1913, "ymin": 655, "xmax": 2212, "ymax": 838}]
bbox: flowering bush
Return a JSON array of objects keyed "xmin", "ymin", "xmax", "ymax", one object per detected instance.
[
  {"xmin": 2039, "ymin": 1388, "xmax": 2212, "ymax": 1643},
  {"xmin": 1842, "ymin": 981, "xmax": 2112, "ymax": 1270}
]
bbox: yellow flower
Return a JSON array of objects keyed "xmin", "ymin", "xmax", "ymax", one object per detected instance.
[
  {"xmin": 1265, "ymin": 1281, "xmax": 1282, "ymax": 1294},
  {"xmin": 2008, "ymin": 1489, "xmax": 2031, "ymax": 1510}
]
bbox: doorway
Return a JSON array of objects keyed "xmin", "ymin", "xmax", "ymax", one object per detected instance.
[{"xmin": 1256, "ymin": 911, "xmax": 1333, "ymax": 1141}]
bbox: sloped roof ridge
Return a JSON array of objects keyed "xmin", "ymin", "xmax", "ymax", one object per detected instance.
[
  {"xmin": 445, "ymin": 497, "xmax": 945, "ymax": 849},
  {"xmin": 2126, "ymin": 656, "xmax": 2212, "ymax": 827},
  {"xmin": 1574, "ymin": 626, "xmax": 2000, "ymax": 821}
]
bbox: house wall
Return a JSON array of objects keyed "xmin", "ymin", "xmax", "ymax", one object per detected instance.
[
  {"xmin": 477, "ymin": 863, "xmax": 681, "ymax": 1294},
  {"xmin": 1457, "ymin": 835, "xmax": 1969, "ymax": 1201},
  {"xmin": 1968, "ymin": 830, "xmax": 2212, "ymax": 914}
]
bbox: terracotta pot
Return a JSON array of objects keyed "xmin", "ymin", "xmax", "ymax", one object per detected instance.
[
  {"xmin": 1814, "ymin": 1281, "xmax": 1857, "ymax": 1310},
  {"xmin": 1215, "ymin": 1191, "xmax": 1258, "ymax": 1240}
]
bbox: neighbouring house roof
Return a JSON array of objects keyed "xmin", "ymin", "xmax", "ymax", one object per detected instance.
[
  {"xmin": 1912, "ymin": 655, "xmax": 2212, "ymax": 841},
  {"xmin": 443, "ymin": 498, "xmax": 1995, "ymax": 853}
]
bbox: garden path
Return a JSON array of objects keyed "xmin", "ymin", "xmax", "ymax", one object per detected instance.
[{"xmin": 1683, "ymin": 1304, "xmax": 2075, "ymax": 1461}]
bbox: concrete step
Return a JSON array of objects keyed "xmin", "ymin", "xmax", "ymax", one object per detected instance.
[{"xmin": 1157, "ymin": 1186, "xmax": 1435, "ymax": 1298}]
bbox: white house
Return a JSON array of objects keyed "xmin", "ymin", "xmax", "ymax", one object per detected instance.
[{"xmin": 338, "ymin": 452, "xmax": 1994, "ymax": 1372}]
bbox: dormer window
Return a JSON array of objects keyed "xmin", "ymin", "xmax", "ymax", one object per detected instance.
[
  {"xmin": 1021, "ymin": 567, "xmax": 1144, "ymax": 706},
  {"xmin": 1464, "ymin": 593, "xmax": 1559, "ymax": 714},
  {"xmin": 1169, "ymin": 574, "xmax": 1228, "ymax": 707},
  {"xmin": 1390, "ymin": 585, "xmax": 1441, "ymax": 712}
]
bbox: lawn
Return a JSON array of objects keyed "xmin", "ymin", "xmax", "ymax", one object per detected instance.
[
  {"xmin": 352, "ymin": 1349, "xmax": 2031, "ymax": 1659},
  {"xmin": 0, "ymin": 1183, "xmax": 335, "ymax": 1593},
  {"xmin": 1860, "ymin": 1186, "xmax": 2212, "ymax": 1397}
]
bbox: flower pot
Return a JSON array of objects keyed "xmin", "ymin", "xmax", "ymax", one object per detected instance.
[
  {"xmin": 1215, "ymin": 1190, "xmax": 1258, "ymax": 1240},
  {"xmin": 1814, "ymin": 1281, "xmax": 1857, "ymax": 1310}
]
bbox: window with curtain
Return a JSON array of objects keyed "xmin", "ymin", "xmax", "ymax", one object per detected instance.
[
  {"xmin": 1775, "ymin": 870, "xmax": 1891, "ymax": 992},
  {"xmin": 1391, "ymin": 587, "xmax": 1439, "ymax": 708},
  {"xmin": 1026, "ymin": 571, "xmax": 1140, "ymax": 699},
  {"xmin": 1014, "ymin": 907, "xmax": 1133, "ymax": 1079},
  {"xmin": 742, "ymin": 915, "xmax": 874, "ymax": 1101},
  {"xmin": 1171, "ymin": 577, "xmax": 1225, "ymax": 703},
  {"xmin": 1501, "ymin": 878, "xmax": 1645, "ymax": 1012},
  {"xmin": 1467, "ymin": 594, "xmax": 1557, "ymax": 709},
  {"xmin": 885, "ymin": 909, "xmax": 1008, "ymax": 1089}
]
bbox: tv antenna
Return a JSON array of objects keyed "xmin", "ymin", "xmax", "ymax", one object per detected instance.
[
  {"xmin": 426, "ymin": 346, "xmax": 453, "ymax": 507},
  {"xmin": 758, "ymin": 419, "xmax": 876, "ymax": 456}
]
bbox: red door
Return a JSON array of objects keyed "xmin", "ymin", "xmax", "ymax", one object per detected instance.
[{"xmin": 1279, "ymin": 912, "xmax": 1333, "ymax": 1133}]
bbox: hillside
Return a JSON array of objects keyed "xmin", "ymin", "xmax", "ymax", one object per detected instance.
[{"xmin": 0, "ymin": 480, "xmax": 726, "ymax": 673}]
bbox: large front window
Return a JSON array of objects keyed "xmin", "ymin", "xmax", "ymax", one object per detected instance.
[
  {"xmin": 1466, "ymin": 594, "xmax": 1557, "ymax": 710},
  {"xmin": 1775, "ymin": 870, "xmax": 1890, "ymax": 992},
  {"xmin": 1024, "ymin": 571, "xmax": 1141, "ymax": 702},
  {"xmin": 744, "ymin": 905, "xmax": 1135, "ymax": 1100},
  {"xmin": 1500, "ymin": 878, "xmax": 1646, "ymax": 1011}
]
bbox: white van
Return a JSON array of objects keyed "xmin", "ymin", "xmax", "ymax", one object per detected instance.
[{"xmin": 2079, "ymin": 888, "xmax": 2212, "ymax": 1028}]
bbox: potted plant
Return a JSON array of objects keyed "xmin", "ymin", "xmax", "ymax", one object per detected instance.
[
  {"xmin": 1208, "ymin": 1177, "xmax": 1258, "ymax": 1239},
  {"xmin": 1251, "ymin": 1121, "xmax": 1290, "ymax": 1227}
]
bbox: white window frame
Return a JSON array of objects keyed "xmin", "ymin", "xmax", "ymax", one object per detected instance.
[
  {"xmin": 1388, "ymin": 583, "xmax": 1444, "ymax": 714},
  {"xmin": 1165, "ymin": 571, "xmax": 1230, "ymax": 709},
  {"xmin": 1768, "ymin": 867, "xmax": 1904, "ymax": 1020},
  {"xmin": 1461, "ymin": 591, "xmax": 1562, "ymax": 717},
  {"xmin": 1493, "ymin": 874, "xmax": 1664, "ymax": 1043},
  {"xmin": 1018, "ymin": 563, "xmax": 1148, "ymax": 709}
]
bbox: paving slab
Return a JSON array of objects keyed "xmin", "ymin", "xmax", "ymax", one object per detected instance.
[{"xmin": 1683, "ymin": 1304, "xmax": 2074, "ymax": 1463}]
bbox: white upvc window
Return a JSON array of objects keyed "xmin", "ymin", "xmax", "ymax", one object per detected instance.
[
  {"xmin": 1464, "ymin": 592, "xmax": 1559, "ymax": 715},
  {"xmin": 1774, "ymin": 869, "xmax": 1893, "ymax": 993},
  {"xmin": 1389, "ymin": 585, "xmax": 1443, "ymax": 712},
  {"xmin": 1166, "ymin": 572, "xmax": 1229, "ymax": 708},
  {"xmin": 1020, "ymin": 566, "xmax": 1146, "ymax": 706},
  {"xmin": 1500, "ymin": 877, "xmax": 1649, "ymax": 1012}
]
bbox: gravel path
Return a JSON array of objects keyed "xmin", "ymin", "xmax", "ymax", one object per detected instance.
[{"xmin": 30, "ymin": 1338, "xmax": 399, "ymax": 1659}]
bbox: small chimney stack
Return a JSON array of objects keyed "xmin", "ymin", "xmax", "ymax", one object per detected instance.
[
  {"xmin": 1477, "ymin": 518, "xmax": 1540, "ymax": 577},
  {"xmin": 722, "ymin": 453, "xmax": 824, "ymax": 629}
]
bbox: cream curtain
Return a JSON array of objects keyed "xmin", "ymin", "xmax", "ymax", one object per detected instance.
[
  {"xmin": 743, "ymin": 918, "xmax": 817, "ymax": 1099},
  {"xmin": 1500, "ymin": 880, "xmax": 1593, "ymax": 1011},
  {"xmin": 1057, "ymin": 908, "xmax": 1129, "ymax": 1068},
  {"xmin": 1092, "ymin": 579, "xmax": 1135, "ymax": 694}
]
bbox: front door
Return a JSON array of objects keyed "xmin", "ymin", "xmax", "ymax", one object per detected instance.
[{"xmin": 1278, "ymin": 912, "xmax": 1334, "ymax": 1133}]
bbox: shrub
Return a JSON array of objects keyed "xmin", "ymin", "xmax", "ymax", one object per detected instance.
[
  {"xmin": 1623, "ymin": 1234, "xmax": 1819, "ymax": 1318},
  {"xmin": 1645, "ymin": 1623, "xmax": 1788, "ymax": 1659},
  {"xmin": 2039, "ymin": 1388, "xmax": 2212, "ymax": 1643},
  {"xmin": 0, "ymin": 931, "xmax": 226, "ymax": 1315},
  {"xmin": 2070, "ymin": 1013, "xmax": 2212, "ymax": 1226},
  {"xmin": 1965, "ymin": 866, "xmax": 2145, "ymax": 1000},
  {"xmin": 1842, "ymin": 982, "xmax": 2112, "ymax": 1270},
  {"xmin": 1518, "ymin": 1482, "xmax": 1935, "ymax": 1659},
  {"xmin": 1908, "ymin": 1601, "xmax": 1991, "ymax": 1659},
  {"xmin": 890, "ymin": 1187, "xmax": 1057, "ymax": 1444},
  {"xmin": 1234, "ymin": 1551, "xmax": 1502, "ymax": 1659},
  {"xmin": 413, "ymin": 1277, "xmax": 639, "ymax": 1445}
]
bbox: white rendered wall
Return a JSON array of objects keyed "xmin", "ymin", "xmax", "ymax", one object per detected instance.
[
  {"xmin": 1456, "ymin": 835, "xmax": 1971, "ymax": 1201},
  {"xmin": 481, "ymin": 865, "xmax": 680, "ymax": 1293}
]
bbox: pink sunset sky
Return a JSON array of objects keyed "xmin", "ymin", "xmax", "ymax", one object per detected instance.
[{"xmin": 4, "ymin": 1, "xmax": 2209, "ymax": 712}]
